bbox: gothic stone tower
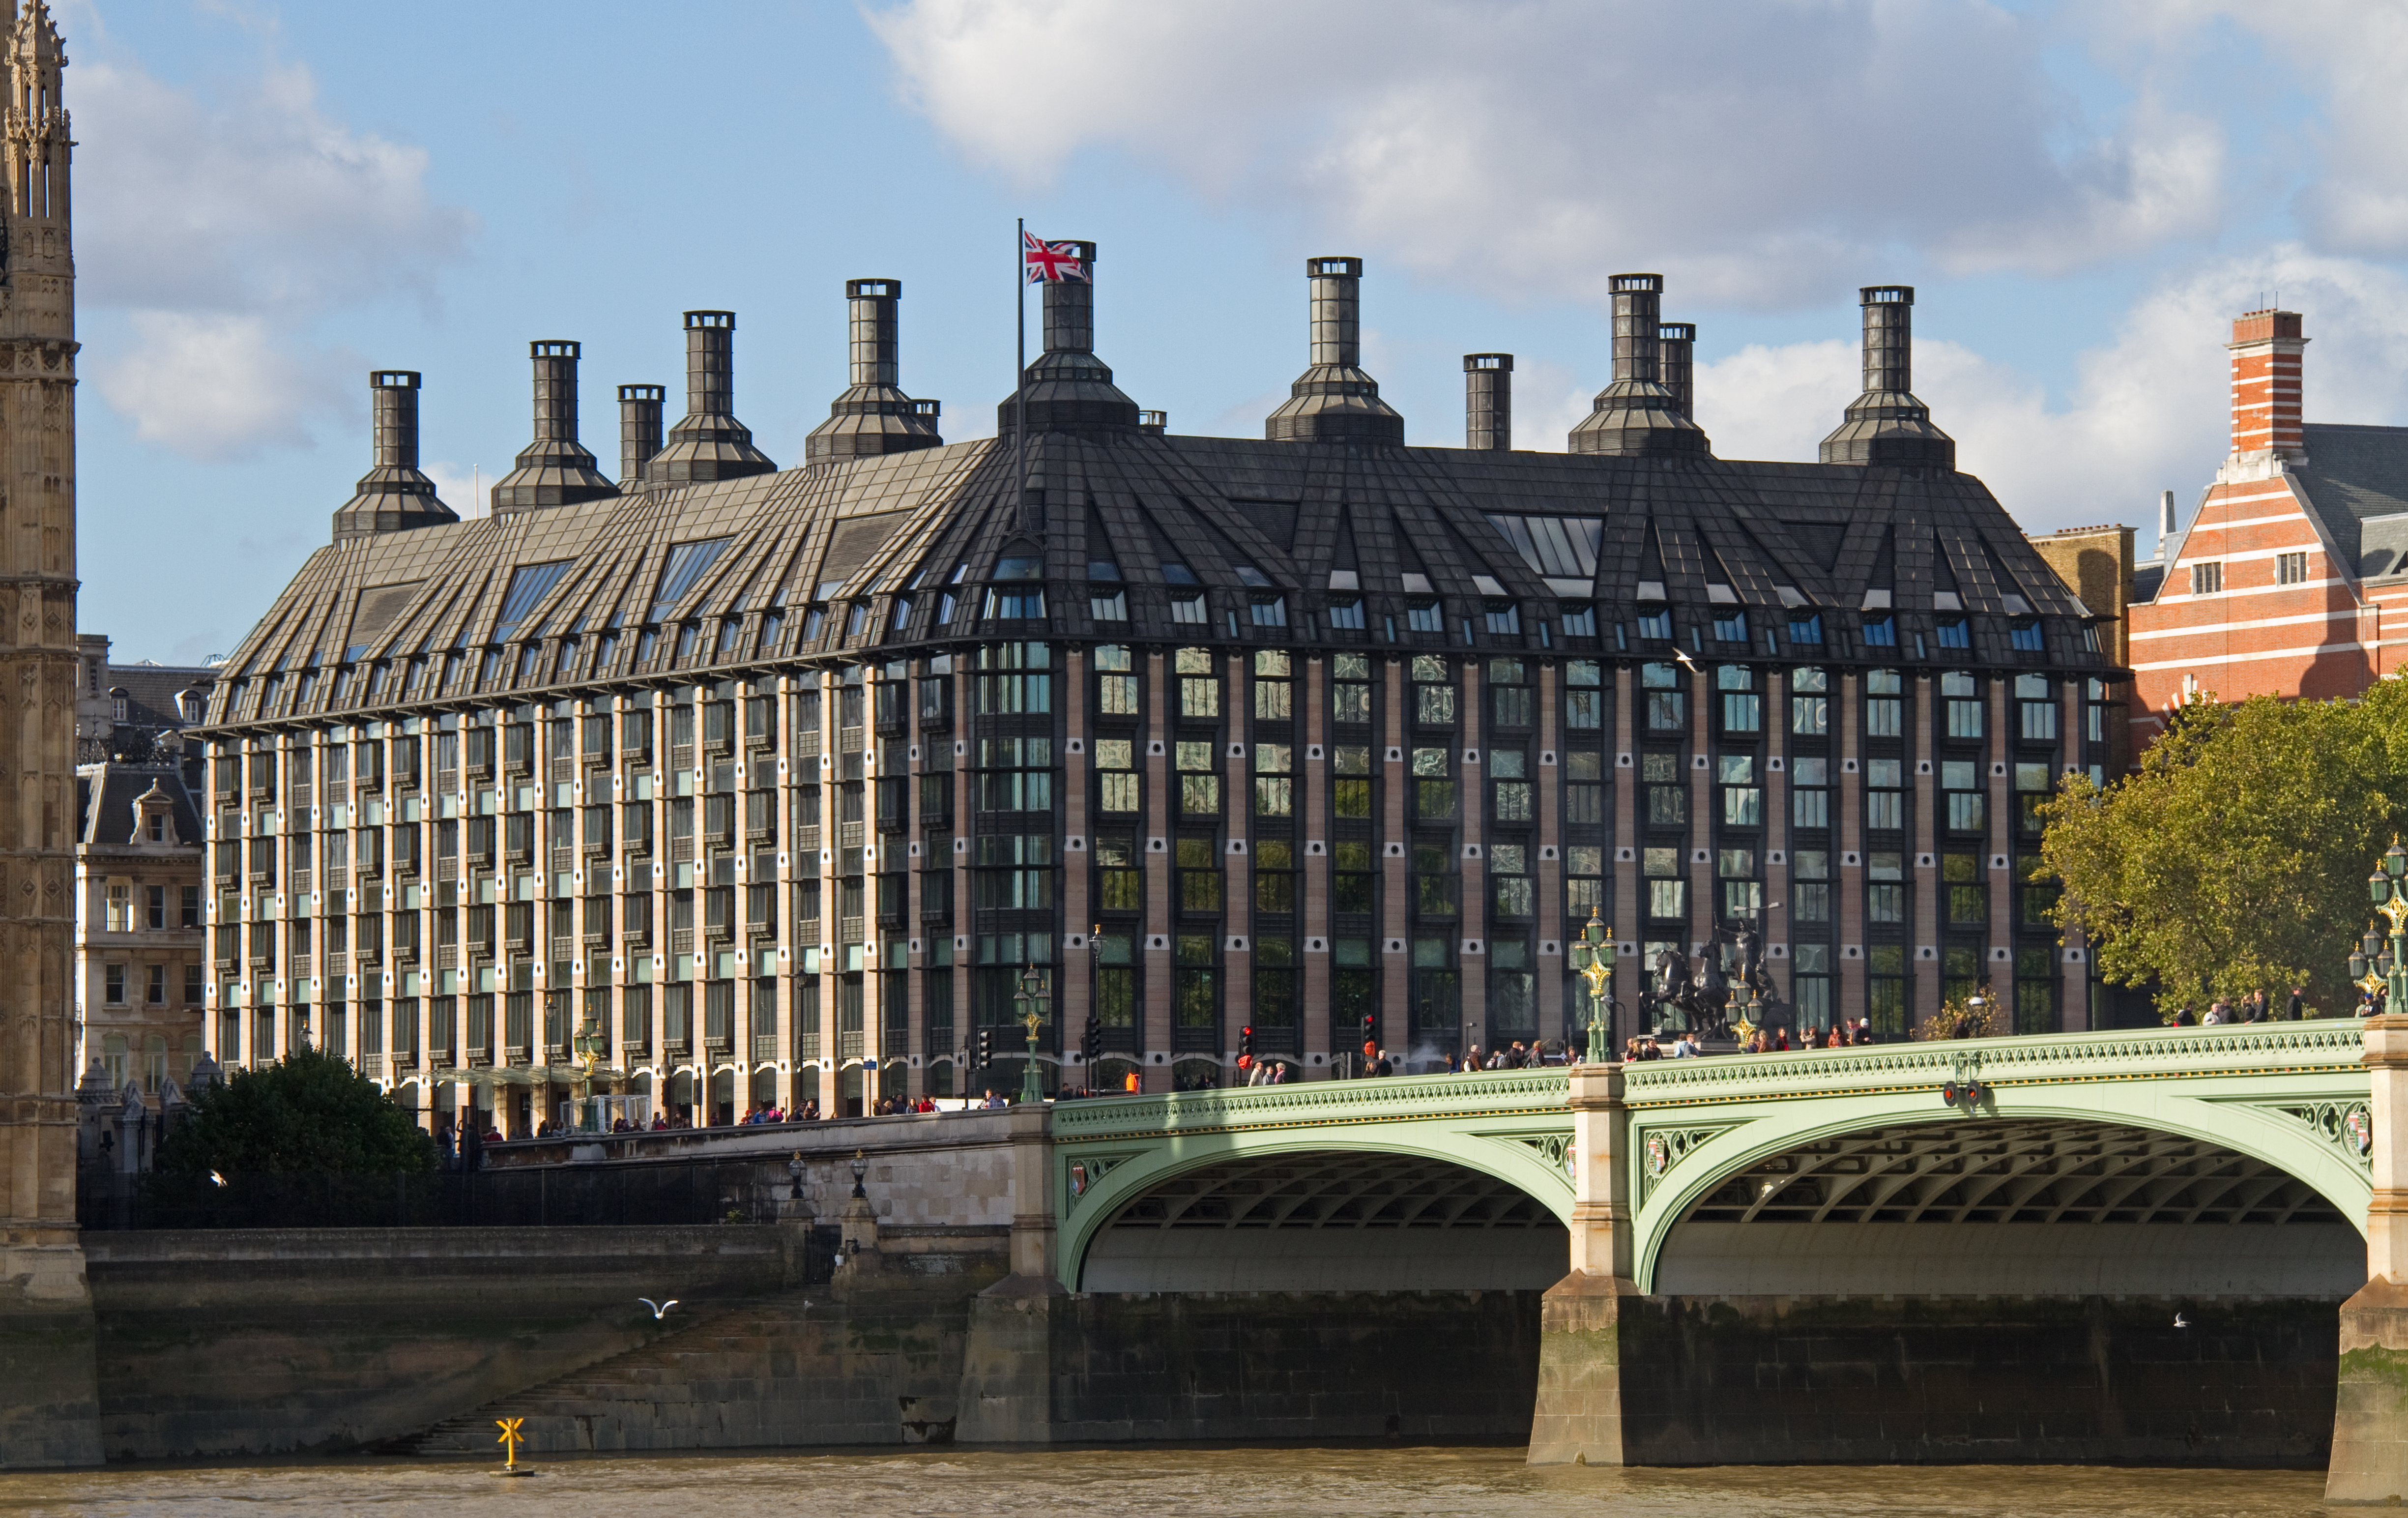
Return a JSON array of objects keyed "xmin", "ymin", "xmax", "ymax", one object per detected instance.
[{"xmin": 0, "ymin": 0, "xmax": 99, "ymax": 1469}]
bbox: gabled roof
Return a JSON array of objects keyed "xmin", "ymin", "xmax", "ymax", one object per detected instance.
[
  {"xmin": 2295, "ymin": 424, "xmax": 2408, "ymax": 580},
  {"xmin": 75, "ymin": 764, "xmax": 203, "ymax": 850}
]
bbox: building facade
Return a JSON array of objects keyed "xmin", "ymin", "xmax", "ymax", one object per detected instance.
[
  {"xmin": 197, "ymin": 261, "xmax": 2123, "ymax": 1133},
  {"xmin": 2128, "ymin": 306, "xmax": 2408, "ymax": 740}
]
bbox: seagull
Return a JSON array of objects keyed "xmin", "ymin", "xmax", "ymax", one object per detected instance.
[
  {"xmin": 2173, "ymin": 1312, "xmax": 2190, "ymax": 1328},
  {"xmin": 638, "ymin": 1298, "xmax": 680, "ymax": 1320},
  {"xmin": 208, "ymin": 1169, "xmax": 226, "ymax": 1187},
  {"xmin": 1672, "ymin": 648, "xmax": 1701, "ymax": 674}
]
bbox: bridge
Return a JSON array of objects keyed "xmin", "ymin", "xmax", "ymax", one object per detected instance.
[{"xmin": 991, "ymin": 1019, "xmax": 2402, "ymax": 1492}]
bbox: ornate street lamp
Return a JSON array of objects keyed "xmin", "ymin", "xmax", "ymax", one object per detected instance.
[
  {"xmin": 1013, "ymin": 963, "xmax": 1050, "ymax": 1105},
  {"xmin": 2362, "ymin": 837, "xmax": 2408, "ymax": 1015},
  {"xmin": 570, "ymin": 1012, "xmax": 609, "ymax": 1129},
  {"xmin": 1567, "ymin": 906, "xmax": 1616, "ymax": 1062}
]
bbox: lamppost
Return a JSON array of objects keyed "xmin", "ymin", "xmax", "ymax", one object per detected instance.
[
  {"xmin": 1013, "ymin": 963, "xmax": 1049, "ymax": 1105},
  {"xmin": 2352, "ymin": 839, "xmax": 2408, "ymax": 1012},
  {"xmin": 1567, "ymin": 905, "xmax": 1616, "ymax": 1062},
  {"xmin": 571, "ymin": 1012, "xmax": 608, "ymax": 1130}
]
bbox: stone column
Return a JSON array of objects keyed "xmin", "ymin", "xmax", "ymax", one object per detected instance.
[
  {"xmin": 1528, "ymin": 1061, "xmax": 1636, "ymax": 1465},
  {"xmin": 2329, "ymin": 1014, "xmax": 2408, "ymax": 1500}
]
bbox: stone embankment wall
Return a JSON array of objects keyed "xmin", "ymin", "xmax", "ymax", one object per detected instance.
[{"xmin": 85, "ymin": 1226, "xmax": 799, "ymax": 1459}]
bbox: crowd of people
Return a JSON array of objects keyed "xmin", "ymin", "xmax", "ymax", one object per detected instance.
[{"xmin": 2167, "ymin": 988, "xmax": 2311, "ymax": 1023}]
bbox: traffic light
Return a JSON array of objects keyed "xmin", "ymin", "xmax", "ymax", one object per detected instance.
[
  {"xmin": 1239, "ymin": 1025, "xmax": 1255, "ymax": 1064},
  {"xmin": 1361, "ymin": 1012, "xmax": 1377, "ymax": 1047},
  {"xmin": 974, "ymin": 1026, "xmax": 994, "ymax": 1071},
  {"xmin": 1082, "ymin": 1012, "xmax": 1102, "ymax": 1068}
]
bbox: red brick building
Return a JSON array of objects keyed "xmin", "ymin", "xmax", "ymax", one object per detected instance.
[{"xmin": 2127, "ymin": 307, "xmax": 2408, "ymax": 743}]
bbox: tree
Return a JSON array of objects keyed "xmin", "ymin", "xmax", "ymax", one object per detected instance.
[
  {"xmin": 156, "ymin": 1047, "xmax": 437, "ymax": 1175},
  {"xmin": 2041, "ymin": 686, "xmax": 2408, "ymax": 1018}
]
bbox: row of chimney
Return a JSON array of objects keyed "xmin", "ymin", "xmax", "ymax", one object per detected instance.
[{"xmin": 331, "ymin": 252, "xmax": 1957, "ymax": 544}]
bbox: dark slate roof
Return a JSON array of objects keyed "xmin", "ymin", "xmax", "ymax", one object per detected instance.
[
  {"xmin": 203, "ymin": 426, "xmax": 2110, "ymax": 730},
  {"xmin": 2294, "ymin": 423, "xmax": 2408, "ymax": 580},
  {"xmin": 105, "ymin": 661, "xmax": 214, "ymax": 734},
  {"xmin": 76, "ymin": 763, "xmax": 203, "ymax": 849}
]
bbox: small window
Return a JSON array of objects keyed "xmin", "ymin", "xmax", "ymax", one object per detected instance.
[
  {"xmin": 2276, "ymin": 552, "xmax": 2308, "ymax": 585},
  {"xmin": 1637, "ymin": 608, "xmax": 1671, "ymax": 641},
  {"xmin": 1712, "ymin": 610, "xmax": 1748, "ymax": 642},
  {"xmin": 1559, "ymin": 604, "xmax": 1596, "ymax": 637},
  {"xmin": 1090, "ymin": 588, "xmax": 1127, "ymax": 621},
  {"xmin": 1862, "ymin": 616, "xmax": 1896, "ymax": 647},
  {"xmin": 1406, "ymin": 601, "xmax": 1443, "ymax": 633},
  {"xmin": 1169, "ymin": 593, "xmax": 1206, "ymax": 624},
  {"xmin": 2190, "ymin": 561, "xmax": 2224, "ymax": 595},
  {"xmin": 1250, "ymin": 596, "xmax": 1288, "ymax": 627},
  {"xmin": 1788, "ymin": 613, "xmax": 1823, "ymax": 644},
  {"xmin": 1936, "ymin": 618, "xmax": 1970, "ymax": 648},
  {"xmin": 1484, "ymin": 602, "xmax": 1521, "ymax": 635},
  {"xmin": 1328, "ymin": 598, "xmax": 1364, "ymax": 630},
  {"xmin": 2009, "ymin": 621, "xmax": 2043, "ymax": 652}
]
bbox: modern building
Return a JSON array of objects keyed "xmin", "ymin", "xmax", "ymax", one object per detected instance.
[
  {"xmin": 195, "ymin": 259, "xmax": 2124, "ymax": 1134},
  {"xmin": 2127, "ymin": 306, "xmax": 2408, "ymax": 742}
]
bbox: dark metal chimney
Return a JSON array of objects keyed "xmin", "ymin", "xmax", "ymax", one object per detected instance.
[
  {"xmin": 493, "ymin": 340, "xmax": 617, "ymax": 514},
  {"xmin": 1568, "ymin": 275, "xmax": 1710, "ymax": 457},
  {"xmin": 993, "ymin": 240, "xmax": 1141, "ymax": 439},
  {"xmin": 618, "ymin": 383, "xmax": 664, "ymax": 489},
  {"xmin": 806, "ymin": 278, "xmax": 943, "ymax": 465},
  {"xmin": 1139, "ymin": 409, "xmax": 1167, "ymax": 435},
  {"xmin": 1658, "ymin": 322, "xmax": 1695, "ymax": 419},
  {"xmin": 1464, "ymin": 354, "xmax": 1512, "ymax": 450},
  {"xmin": 1818, "ymin": 286, "xmax": 1954, "ymax": 469},
  {"xmin": 331, "ymin": 370, "xmax": 458, "ymax": 542},
  {"xmin": 650, "ymin": 310, "xmax": 778, "ymax": 484},
  {"xmin": 1266, "ymin": 256, "xmax": 1405, "ymax": 445}
]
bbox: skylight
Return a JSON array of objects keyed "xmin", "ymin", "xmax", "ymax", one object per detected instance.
[
  {"xmin": 649, "ymin": 537, "xmax": 733, "ymax": 622},
  {"xmin": 1485, "ymin": 514, "xmax": 1602, "ymax": 581},
  {"xmin": 494, "ymin": 560, "xmax": 573, "ymax": 639}
]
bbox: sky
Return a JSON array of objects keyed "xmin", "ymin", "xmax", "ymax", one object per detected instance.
[{"xmin": 59, "ymin": 0, "xmax": 2408, "ymax": 665}]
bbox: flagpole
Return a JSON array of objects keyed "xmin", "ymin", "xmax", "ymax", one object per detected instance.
[{"xmin": 1014, "ymin": 216, "xmax": 1026, "ymax": 533}]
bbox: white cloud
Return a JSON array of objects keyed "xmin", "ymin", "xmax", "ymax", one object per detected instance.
[
  {"xmin": 74, "ymin": 57, "xmax": 474, "ymax": 458},
  {"xmin": 870, "ymin": 0, "xmax": 2225, "ymax": 308},
  {"xmin": 91, "ymin": 311, "xmax": 356, "ymax": 460},
  {"xmin": 1686, "ymin": 247, "xmax": 2408, "ymax": 546}
]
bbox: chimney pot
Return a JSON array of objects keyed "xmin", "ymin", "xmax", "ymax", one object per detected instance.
[
  {"xmin": 1266, "ymin": 257, "xmax": 1404, "ymax": 445},
  {"xmin": 1816, "ymin": 284, "xmax": 1953, "ymax": 470},
  {"xmin": 1657, "ymin": 323, "xmax": 1695, "ymax": 420},
  {"xmin": 995, "ymin": 241, "xmax": 1141, "ymax": 438},
  {"xmin": 618, "ymin": 383, "xmax": 665, "ymax": 488},
  {"xmin": 808, "ymin": 279, "xmax": 944, "ymax": 464},
  {"xmin": 1139, "ymin": 409, "xmax": 1167, "ymax": 434},
  {"xmin": 332, "ymin": 369, "xmax": 457, "ymax": 541},
  {"xmin": 652, "ymin": 309, "xmax": 778, "ymax": 482},
  {"xmin": 493, "ymin": 339, "xmax": 616, "ymax": 513},
  {"xmin": 1567, "ymin": 275, "xmax": 1708, "ymax": 457},
  {"xmin": 1464, "ymin": 353, "xmax": 1512, "ymax": 451}
]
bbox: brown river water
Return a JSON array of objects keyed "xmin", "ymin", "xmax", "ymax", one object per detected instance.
[{"xmin": 0, "ymin": 1449, "xmax": 2340, "ymax": 1518}]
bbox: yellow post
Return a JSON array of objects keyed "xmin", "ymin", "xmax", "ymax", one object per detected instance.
[{"xmin": 493, "ymin": 1416, "xmax": 536, "ymax": 1477}]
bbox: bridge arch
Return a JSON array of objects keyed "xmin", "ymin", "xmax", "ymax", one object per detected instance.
[
  {"xmin": 1057, "ymin": 1120, "xmax": 1575, "ymax": 1293},
  {"xmin": 1629, "ymin": 1086, "xmax": 2373, "ymax": 1296}
]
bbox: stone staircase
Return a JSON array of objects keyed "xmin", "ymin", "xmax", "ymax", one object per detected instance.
[{"xmin": 374, "ymin": 1278, "xmax": 975, "ymax": 1455}]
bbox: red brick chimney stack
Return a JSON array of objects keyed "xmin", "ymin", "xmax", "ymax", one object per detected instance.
[{"xmin": 2228, "ymin": 308, "xmax": 2306, "ymax": 460}]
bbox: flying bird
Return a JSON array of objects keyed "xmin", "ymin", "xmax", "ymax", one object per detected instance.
[
  {"xmin": 2173, "ymin": 1313, "xmax": 2190, "ymax": 1328},
  {"xmin": 208, "ymin": 1169, "xmax": 226, "ymax": 1187},
  {"xmin": 638, "ymin": 1298, "xmax": 680, "ymax": 1320},
  {"xmin": 1672, "ymin": 648, "xmax": 1701, "ymax": 674}
]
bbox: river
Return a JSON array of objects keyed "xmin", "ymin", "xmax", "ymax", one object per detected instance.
[{"xmin": 0, "ymin": 1449, "xmax": 2339, "ymax": 1518}]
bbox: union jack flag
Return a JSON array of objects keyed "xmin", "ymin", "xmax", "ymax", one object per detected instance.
[{"xmin": 1023, "ymin": 232, "xmax": 1087, "ymax": 285}]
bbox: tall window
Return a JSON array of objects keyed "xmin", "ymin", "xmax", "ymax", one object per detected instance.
[
  {"xmin": 2016, "ymin": 762, "xmax": 2053, "ymax": 837},
  {"xmin": 1565, "ymin": 751, "xmax": 1604, "ymax": 824},
  {"xmin": 1565, "ymin": 659, "xmax": 1603, "ymax": 730},
  {"xmin": 1095, "ymin": 645, "xmax": 1138, "ymax": 715},
  {"xmin": 1491, "ymin": 843, "xmax": 1533, "ymax": 917},
  {"xmin": 973, "ymin": 835, "xmax": 1053, "ymax": 909},
  {"xmin": 1720, "ymin": 848, "xmax": 1761, "ymax": 918},
  {"xmin": 1176, "ymin": 741, "xmax": 1219, "ymax": 815},
  {"xmin": 1332, "ymin": 653, "xmax": 1373, "ymax": 725},
  {"xmin": 1566, "ymin": 845, "xmax": 1603, "ymax": 916},
  {"xmin": 1489, "ymin": 659, "xmax": 1532, "ymax": 727},
  {"xmin": 1869, "ymin": 944, "xmax": 1907, "ymax": 1035},
  {"xmin": 1333, "ymin": 841, "xmax": 1374, "ymax": 913},
  {"xmin": 1254, "ymin": 650, "xmax": 1292, "ymax": 719},
  {"xmin": 1941, "ymin": 760, "xmax": 1984, "ymax": 832},
  {"xmin": 1791, "ymin": 667, "xmax": 1828, "ymax": 735},
  {"xmin": 1096, "ymin": 836, "xmax": 1142, "ymax": 911},
  {"xmin": 1491, "ymin": 750, "xmax": 1532, "ymax": 821},
  {"xmin": 1791, "ymin": 756, "xmax": 1829, "ymax": 829},
  {"xmin": 1175, "ymin": 935, "xmax": 1218, "ymax": 1038},
  {"xmin": 1490, "ymin": 939, "xmax": 1535, "ymax": 1037},
  {"xmin": 1096, "ymin": 739, "xmax": 1139, "ymax": 815},
  {"xmin": 977, "ymin": 736, "xmax": 1052, "ymax": 813},
  {"xmin": 1643, "ymin": 662, "xmax": 1684, "ymax": 732},
  {"xmin": 1414, "ymin": 844, "xmax": 1456, "ymax": 916},
  {"xmin": 1176, "ymin": 648, "xmax": 1219, "ymax": 717},
  {"xmin": 2015, "ymin": 672, "xmax": 2056, "ymax": 740},
  {"xmin": 1254, "ymin": 744, "xmax": 1293, "ymax": 817},
  {"xmin": 1717, "ymin": 665, "xmax": 1759, "ymax": 732},
  {"xmin": 1333, "ymin": 940, "xmax": 1375, "ymax": 1048},
  {"xmin": 1643, "ymin": 753, "xmax": 1685, "ymax": 826},
  {"xmin": 1866, "ymin": 668, "xmax": 1903, "ymax": 736},
  {"xmin": 1792, "ymin": 849, "xmax": 1829, "ymax": 923},
  {"xmin": 1255, "ymin": 839, "xmax": 1296, "ymax": 912},
  {"xmin": 1412, "ymin": 655, "xmax": 1455, "ymax": 725},
  {"xmin": 1176, "ymin": 838, "xmax": 1221, "ymax": 912},
  {"xmin": 1254, "ymin": 939, "xmax": 1297, "ymax": 1039},
  {"xmin": 1944, "ymin": 853, "xmax": 1985, "ymax": 926},
  {"xmin": 1865, "ymin": 759, "xmax": 1905, "ymax": 832},
  {"xmin": 1644, "ymin": 847, "xmax": 1684, "ymax": 920},
  {"xmin": 1867, "ymin": 851, "xmax": 1905, "ymax": 923},
  {"xmin": 1097, "ymin": 934, "xmax": 1135, "ymax": 1030},
  {"xmin": 1718, "ymin": 755, "xmax": 1760, "ymax": 826},
  {"xmin": 1412, "ymin": 748, "xmax": 1454, "ymax": 819},
  {"xmin": 977, "ymin": 642, "xmax": 1050, "ymax": 714},
  {"xmin": 1793, "ymin": 945, "xmax": 1831, "ymax": 1029},
  {"xmin": 1942, "ymin": 671, "xmax": 1982, "ymax": 739},
  {"xmin": 1332, "ymin": 745, "xmax": 1372, "ymax": 818}
]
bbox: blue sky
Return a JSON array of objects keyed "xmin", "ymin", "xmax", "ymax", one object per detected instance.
[{"xmin": 60, "ymin": 0, "xmax": 2408, "ymax": 663}]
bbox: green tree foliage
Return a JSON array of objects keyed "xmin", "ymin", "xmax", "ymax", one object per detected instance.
[
  {"xmin": 2041, "ymin": 686, "xmax": 2408, "ymax": 1016},
  {"xmin": 157, "ymin": 1047, "xmax": 436, "ymax": 1175}
]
